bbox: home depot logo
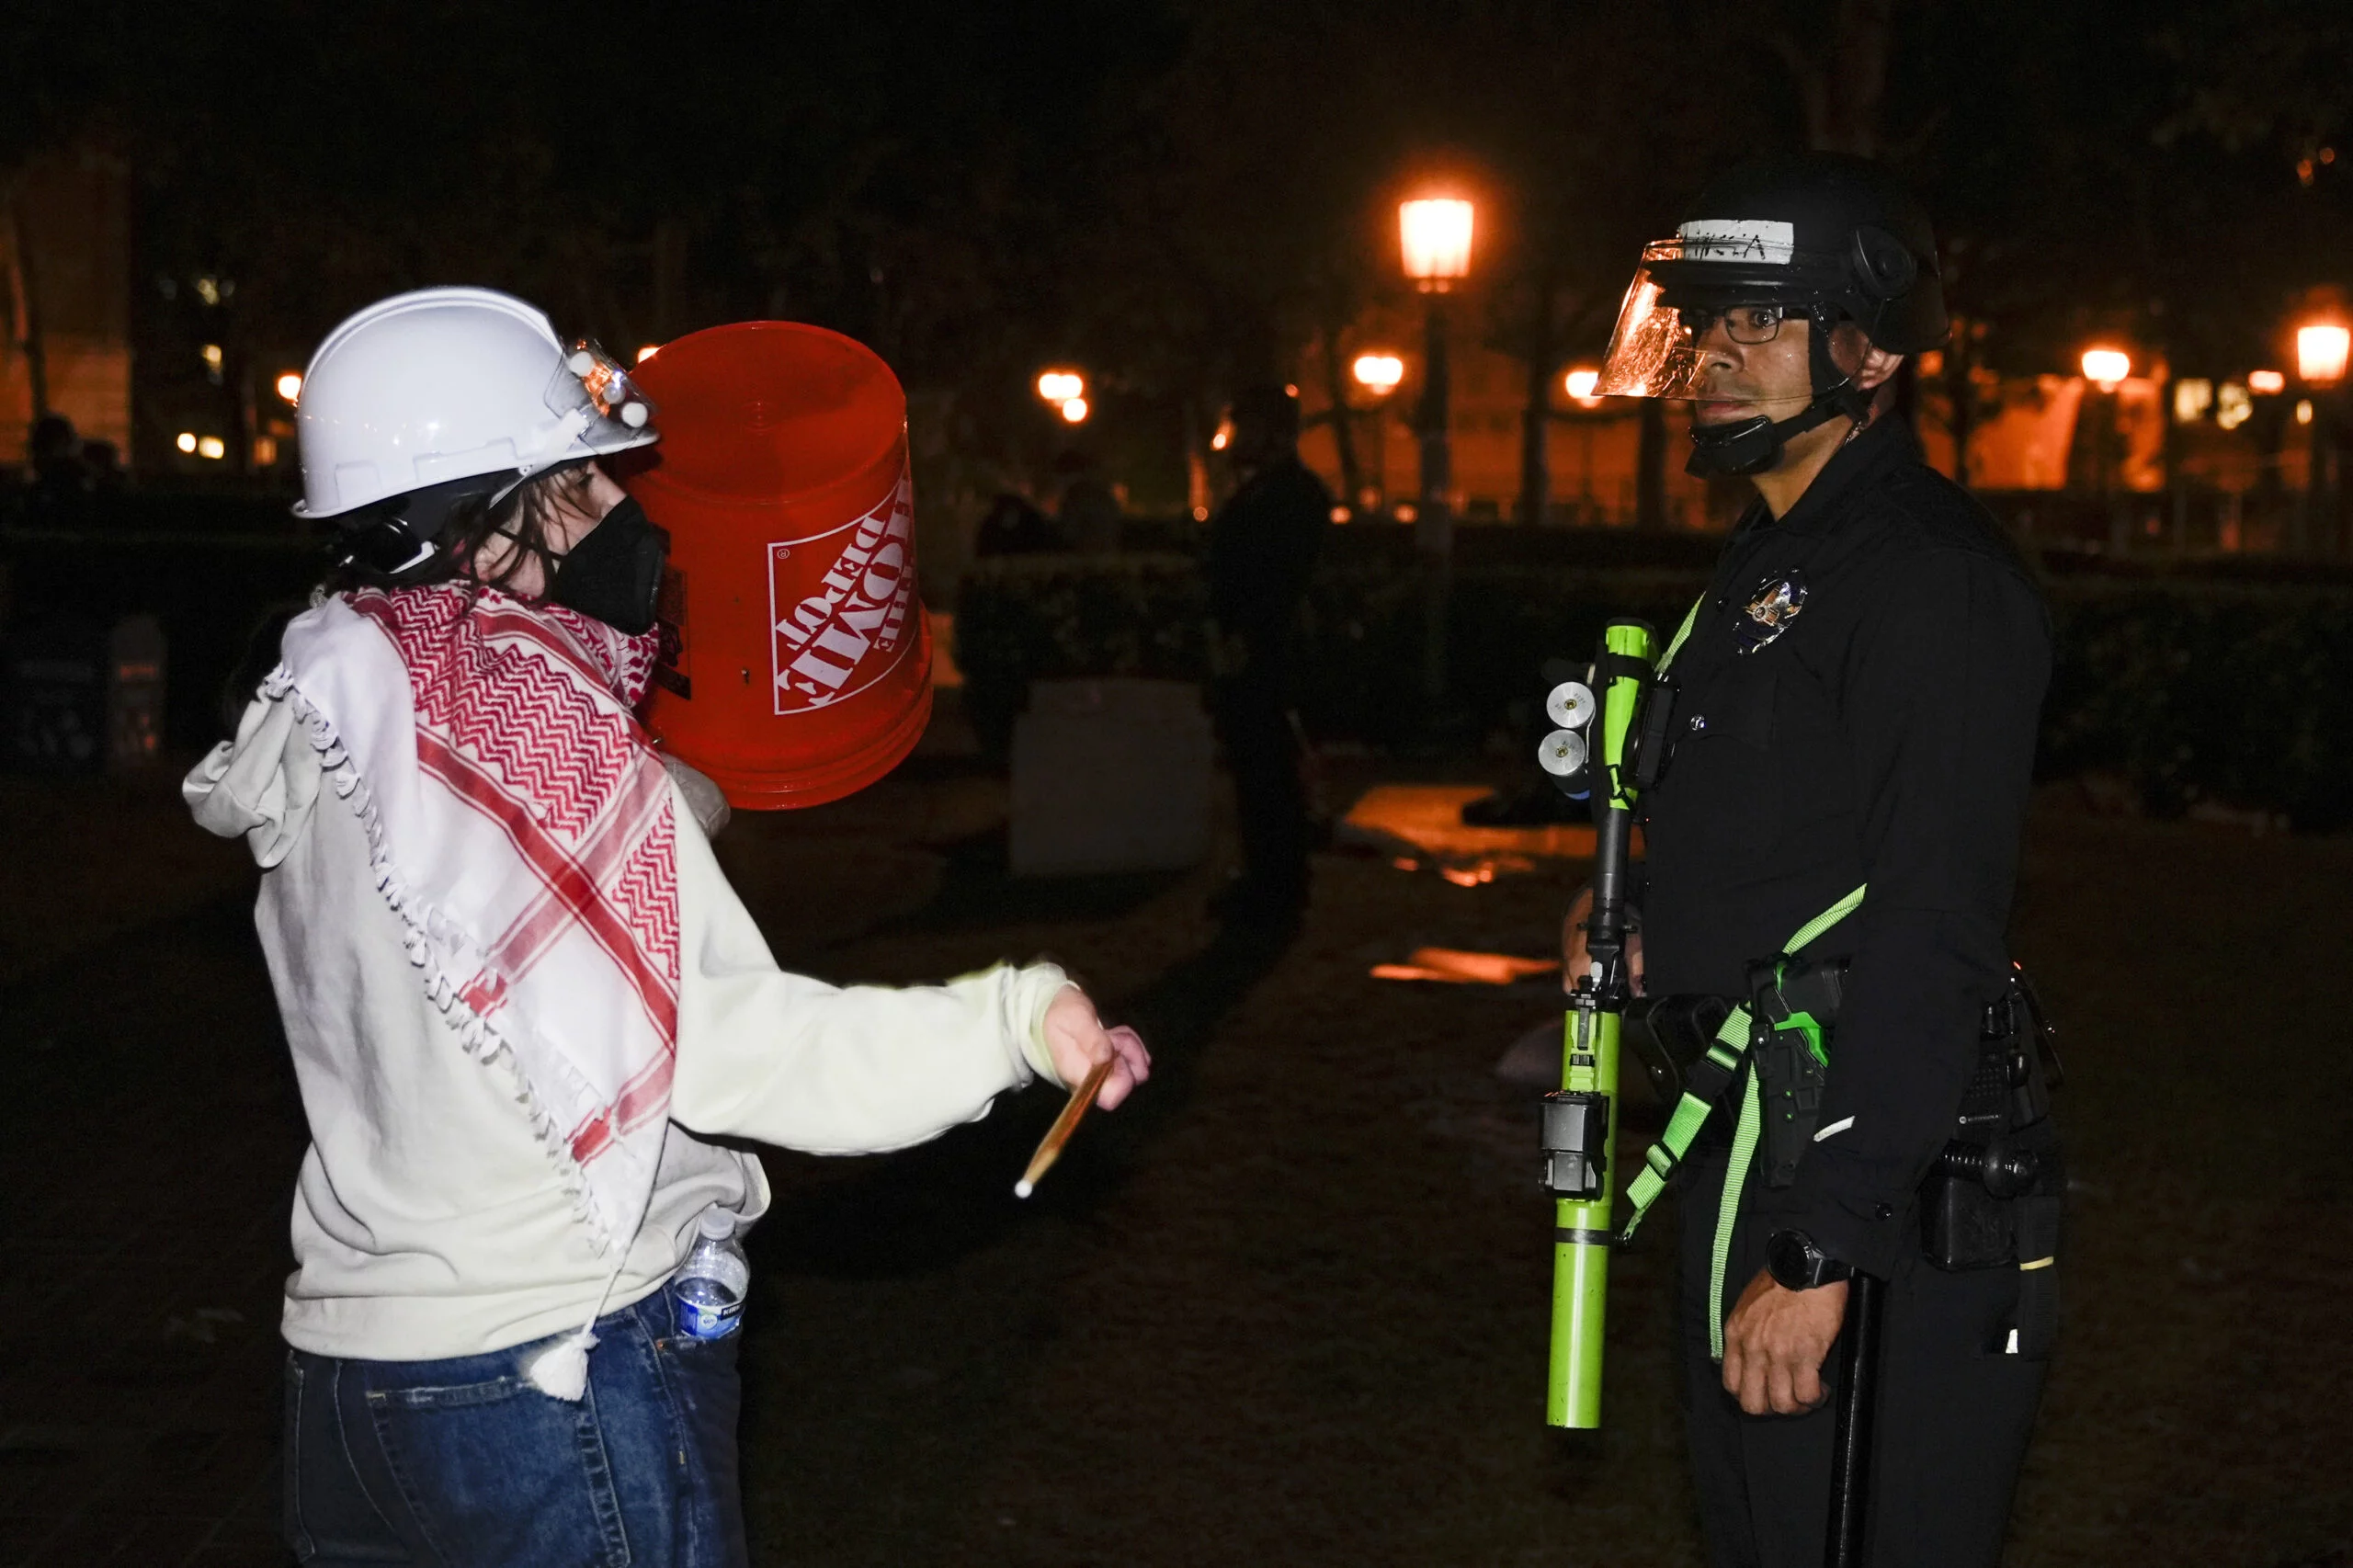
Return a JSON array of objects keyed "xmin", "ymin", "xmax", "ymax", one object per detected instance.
[{"xmin": 767, "ymin": 464, "xmax": 916, "ymax": 713}]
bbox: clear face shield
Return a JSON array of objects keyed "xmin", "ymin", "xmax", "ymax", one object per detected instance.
[{"xmin": 1592, "ymin": 236, "xmax": 1846, "ymax": 419}]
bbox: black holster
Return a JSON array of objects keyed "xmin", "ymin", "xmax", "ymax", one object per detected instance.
[
  {"xmin": 1915, "ymin": 966, "xmax": 2065, "ymax": 1357},
  {"xmin": 1750, "ymin": 957, "xmax": 1847, "ymax": 1189}
]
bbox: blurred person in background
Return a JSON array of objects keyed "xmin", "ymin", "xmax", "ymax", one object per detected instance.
[
  {"xmin": 25, "ymin": 412, "xmax": 92, "ymax": 526},
  {"xmin": 1052, "ymin": 446, "xmax": 1124, "ymax": 554},
  {"xmin": 973, "ymin": 489, "xmax": 1070, "ymax": 556},
  {"xmin": 1205, "ymin": 382, "xmax": 1331, "ymax": 927}
]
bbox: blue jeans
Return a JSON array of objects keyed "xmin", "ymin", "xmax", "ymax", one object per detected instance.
[{"xmin": 281, "ymin": 1289, "xmax": 746, "ymax": 1566}]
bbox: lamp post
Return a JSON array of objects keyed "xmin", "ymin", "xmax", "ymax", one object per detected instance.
[
  {"xmin": 1399, "ymin": 198, "xmax": 1472, "ymax": 721},
  {"xmin": 1351, "ymin": 352, "xmax": 1404, "ymax": 511},
  {"xmin": 1400, "ymin": 198, "xmax": 1472, "ymax": 553},
  {"xmin": 2296, "ymin": 321, "xmax": 2348, "ymax": 554},
  {"xmin": 2080, "ymin": 347, "xmax": 2131, "ymax": 553},
  {"xmin": 1563, "ymin": 368, "xmax": 1604, "ymax": 523}
]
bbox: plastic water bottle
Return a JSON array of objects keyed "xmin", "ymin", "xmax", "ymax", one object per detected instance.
[{"xmin": 671, "ymin": 1209, "xmax": 749, "ymax": 1340}]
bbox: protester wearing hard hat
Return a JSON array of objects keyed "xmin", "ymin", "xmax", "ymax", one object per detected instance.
[{"xmin": 187, "ymin": 287, "xmax": 1151, "ymax": 1566}]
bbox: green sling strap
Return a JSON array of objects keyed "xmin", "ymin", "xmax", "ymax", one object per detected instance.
[
  {"xmin": 1618, "ymin": 594, "xmax": 1862, "ymax": 1356},
  {"xmin": 1658, "ymin": 595, "xmax": 1703, "ymax": 673},
  {"xmin": 1616, "ymin": 881, "xmax": 1869, "ymax": 1358}
]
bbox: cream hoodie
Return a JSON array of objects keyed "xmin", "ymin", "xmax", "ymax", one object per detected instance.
[{"xmin": 187, "ymin": 691, "xmax": 1067, "ymax": 1361}]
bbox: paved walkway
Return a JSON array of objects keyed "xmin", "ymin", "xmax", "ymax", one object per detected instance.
[{"xmin": 0, "ymin": 885, "xmax": 295, "ymax": 1565}]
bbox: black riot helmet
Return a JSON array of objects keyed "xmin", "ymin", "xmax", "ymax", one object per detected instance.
[{"xmin": 1593, "ymin": 153, "xmax": 1949, "ymax": 476}]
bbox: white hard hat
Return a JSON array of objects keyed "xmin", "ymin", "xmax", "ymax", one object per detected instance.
[{"xmin": 291, "ymin": 286, "xmax": 657, "ymax": 522}]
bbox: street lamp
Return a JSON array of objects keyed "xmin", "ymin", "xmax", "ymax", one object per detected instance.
[
  {"xmin": 2080, "ymin": 347, "xmax": 2131, "ymax": 392},
  {"xmin": 1399, "ymin": 200, "xmax": 1473, "ymax": 289},
  {"xmin": 1035, "ymin": 369, "xmax": 1088, "ymax": 427},
  {"xmin": 2078, "ymin": 347, "xmax": 2131, "ymax": 551},
  {"xmin": 1352, "ymin": 353, "xmax": 1404, "ymax": 394},
  {"xmin": 275, "ymin": 371, "xmax": 303, "ymax": 404},
  {"xmin": 1350, "ymin": 354, "xmax": 1405, "ymax": 507},
  {"xmin": 2297, "ymin": 321, "xmax": 2349, "ymax": 554},
  {"xmin": 1557, "ymin": 368, "xmax": 1606, "ymax": 521},
  {"xmin": 2297, "ymin": 324, "xmax": 2350, "ymax": 387},
  {"xmin": 1400, "ymin": 197, "xmax": 1472, "ymax": 560}
]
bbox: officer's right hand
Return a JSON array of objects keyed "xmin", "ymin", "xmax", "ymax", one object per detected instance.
[{"xmin": 1561, "ymin": 885, "xmax": 1644, "ymax": 995}]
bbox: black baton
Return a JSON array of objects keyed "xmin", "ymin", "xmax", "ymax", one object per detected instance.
[{"xmin": 1824, "ymin": 1271, "xmax": 1884, "ymax": 1567}]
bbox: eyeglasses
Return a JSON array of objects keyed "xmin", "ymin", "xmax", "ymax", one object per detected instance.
[{"xmin": 1683, "ymin": 303, "xmax": 1791, "ymax": 346}]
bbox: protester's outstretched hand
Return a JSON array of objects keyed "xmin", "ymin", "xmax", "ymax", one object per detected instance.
[
  {"xmin": 1042, "ymin": 986, "xmax": 1152, "ymax": 1109},
  {"xmin": 1721, "ymin": 1267, "xmax": 1846, "ymax": 1415}
]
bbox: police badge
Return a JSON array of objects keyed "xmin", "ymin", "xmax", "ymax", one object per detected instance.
[{"xmin": 1736, "ymin": 569, "xmax": 1808, "ymax": 654}]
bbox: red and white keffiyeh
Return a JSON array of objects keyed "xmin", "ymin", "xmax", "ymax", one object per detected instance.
[{"xmin": 269, "ymin": 583, "xmax": 678, "ymax": 1254}]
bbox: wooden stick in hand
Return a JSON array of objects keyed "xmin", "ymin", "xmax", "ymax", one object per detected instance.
[{"xmin": 1015, "ymin": 1055, "xmax": 1116, "ymax": 1199}]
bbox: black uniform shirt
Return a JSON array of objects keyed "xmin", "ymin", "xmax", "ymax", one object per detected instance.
[
  {"xmin": 1640, "ymin": 415, "xmax": 2051, "ymax": 1278},
  {"xmin": 1207, "ymin": 454, "xmax": 1332, "ymax": 677}
]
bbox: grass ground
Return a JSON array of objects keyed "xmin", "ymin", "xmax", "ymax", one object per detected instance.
[{"xmin": 1, "ymin": 756, "xmax": 2347, "ymax": 1565}]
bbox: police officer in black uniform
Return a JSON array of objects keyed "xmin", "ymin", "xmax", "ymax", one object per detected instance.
[
  {"xmin": 1566, "ymin": 154, "xmax": 2055, "ymax": 1567},
  {"xmin": 1206, "ymin": 383, "xmax": 1331, "ymax": 925}
]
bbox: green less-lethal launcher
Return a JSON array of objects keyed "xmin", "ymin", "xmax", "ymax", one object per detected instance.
[{"xmin": 1543, "ymin": 618, "xmax": 1654, "ymax": 1428}]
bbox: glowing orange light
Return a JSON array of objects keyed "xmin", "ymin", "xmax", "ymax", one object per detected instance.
[
  {"xmin": 2080, "ymin": 347, "xmax": 2131, "ymax": 391},
  {"xmin": 635, "ymin": 345, "xmax": 660, "ymax": 364},
  {"xmin": 1060, "ymin": 397, "xmax": 1088, "ymax": 424},
  {"xmin": 2297, "ymin": 323, "xmax": 2350, "ymax": 387},
  {"xmin": 1399, "ymin": 198, "xmax": 1474, "ymax": 291},
  {"xmin": 2248, "ymin": 369, "xmax": 2288, "ymax": 394},
  {"xmin": 1352, "ymin": 353, "xmax": 1404, "ymax": 393},
  {"xmin": 175, "ymin": 431, "xmax": 198, "ymax": 454},
  {"xmin": 196, "ymin": 435, "xmax": 227, "ymax": 460},
  {"xmin": 1037, "ymin": 369, "xmax": 1085, "ymax": 403},
  {"xmin": 275, "ymin": 371, "xmax": 303, "ymax": 403},
  {"xmin": 1564, "ymin": 367, "xmax": 1602, "ymax": 405}
]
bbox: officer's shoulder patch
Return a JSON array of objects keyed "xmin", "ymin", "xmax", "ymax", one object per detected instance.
[{"xmin": 1736, "ymin": 569, "xmax": 1808, "ymax": 654}]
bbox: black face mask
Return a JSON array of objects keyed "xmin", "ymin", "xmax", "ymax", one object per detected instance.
[{"xmin": 550, "ymin": 495, "xmax": 667, "ymax": 634}]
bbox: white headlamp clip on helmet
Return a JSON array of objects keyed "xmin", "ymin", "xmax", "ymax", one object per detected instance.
[{"xmin": 291, "ymin": 288, "xmax": 661, "ymax": 580}]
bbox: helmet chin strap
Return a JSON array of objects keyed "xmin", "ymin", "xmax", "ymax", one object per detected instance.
[{"xmin": 1684, "ymin": 306, "xmax": 1874, "ymax": 479}]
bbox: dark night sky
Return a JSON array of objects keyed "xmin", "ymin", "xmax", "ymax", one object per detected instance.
[{"xmin": 6, "ymin": 0, "xmax": 2350, "ymax": 486}]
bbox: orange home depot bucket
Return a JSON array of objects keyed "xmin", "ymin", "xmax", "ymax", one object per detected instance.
[{"xmin": 621, "ymin": 322, "xmax": 930, "ymax": 810}]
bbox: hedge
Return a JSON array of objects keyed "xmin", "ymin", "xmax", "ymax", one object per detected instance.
[{"xmin": 956, "ymin": 553, "xmax": 2353, "ymax": 829}]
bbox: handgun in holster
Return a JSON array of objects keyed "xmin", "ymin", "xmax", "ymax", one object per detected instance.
[{"xmin": 1747, "ymin": 956, "xmax": 1848, "ymax": 1189}]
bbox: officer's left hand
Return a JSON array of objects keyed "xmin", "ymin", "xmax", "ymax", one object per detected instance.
[
  {"xmin": 1721, "ymin": 1267, "xmax": 1847, "ymax": 1415},
  {"xmin": 1041, "ymin": 985, "xmax": 1152, "ymax": 1109}
]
